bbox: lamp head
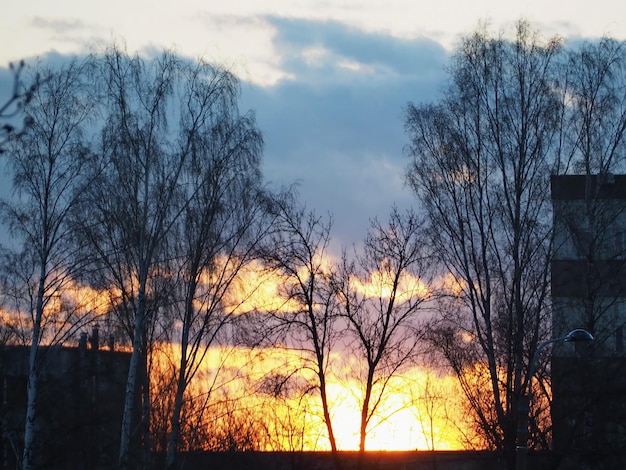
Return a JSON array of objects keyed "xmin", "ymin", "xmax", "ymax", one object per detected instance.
[{"xmin": 564, "ymin": 328, "xmax": 594, "ymax": 343}]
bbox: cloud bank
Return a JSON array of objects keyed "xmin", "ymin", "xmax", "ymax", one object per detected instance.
[
  {"xmin": 241, "ymin": 17, "xmax": 448, "ymax": 247},
  {"xmin": 0, "ymin": 17, "xmax": 447, "ymax": 249}
]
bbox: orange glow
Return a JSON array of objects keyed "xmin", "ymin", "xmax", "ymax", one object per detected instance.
[
  {"xmin": 58, "ymin": 279, "xmax": 113, "ymax": 316},
  {"xmin": 322, "ymin": 372, "xmax": 468, "ymax": 451},
  {"xmin": 216, "ymin": 259, "xmax": 303, "ymax": 314},
  {"xmin": 218, "ymin": 253, "xmax": 336, "ymax": 315},
  {"xmin": 3, "ymin": 261, "xmax": 475, "ymax": 452},
  {"xmin": 149, "ymin": 255, "xmax": 470, "ymax": 451},
  {"xmin": 351, "ymin": 270, "xmax": 431, "ymax": 301},
  {"xmin": 155, "ymin": 343, "xmax": 469, "ymax": 451},
  {"xmin": 438, "ymin": 272, "xmax": 466, "ymax": 297},
  {"xmin": 0, "ymin": 278, "xmax": 113, "ymax": 345}
]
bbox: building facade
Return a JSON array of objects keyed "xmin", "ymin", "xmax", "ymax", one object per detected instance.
[
  {"xmin": 551, "ymin": 174, "xmax": 626, "ymax": 469},
  {"xmin": 0, "ymin": 329, "xmax": 130, "ymax": 469}
]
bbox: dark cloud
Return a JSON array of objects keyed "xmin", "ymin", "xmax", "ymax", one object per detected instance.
[
  {"xmin": 241, "ymin": 18, "xmax": 449, "ymax": 247},
  {"xmin": 0, "ymin": 21, "xmax": 450, "ymax": 250},
  {"xmin": 266, "ymin": 16, "xmax": 446, "ymax": 83}
]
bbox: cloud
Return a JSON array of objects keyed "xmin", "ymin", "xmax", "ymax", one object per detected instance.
[
  {"xmin": 31, "ymin": 16, "xmax": 87, "ymax": 35},
  {"xmin": 240, "ymin": 18, "xmax": 449, "ymax": 247},
  {"xmin": 193, "ymin": 12, "xmax": 267, "ymax": 32},
  {"xmin": 0, "ymin": 19, "xmax": 449, "ymax": 250},
  {"xmin": 266, "ymin": 16, "xmax": 446, "ymax": 86}
]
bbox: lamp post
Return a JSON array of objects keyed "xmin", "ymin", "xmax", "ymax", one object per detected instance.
[{"xmin": 515, "ymin": 328, "xmax": 594, "ymax": 470}]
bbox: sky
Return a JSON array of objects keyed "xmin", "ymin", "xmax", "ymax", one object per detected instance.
[{"xmin": 2, "ymin": 0, "xmax": 626, "ymax": 249}]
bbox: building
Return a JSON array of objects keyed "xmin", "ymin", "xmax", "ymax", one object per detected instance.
[
  {"xmin": 551, "ymin": 174, "xmax": 626, "ymax": 469},
  {"xmin": 0, "ymin": 328, "xmax": 130, "ymax": 469}
]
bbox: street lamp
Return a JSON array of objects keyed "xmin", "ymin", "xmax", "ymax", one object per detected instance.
[{"xmin": 515, "ymin": 328, "xmax": 594, "ymax": 470}]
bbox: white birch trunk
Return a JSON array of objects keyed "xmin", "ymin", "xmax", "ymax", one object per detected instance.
[
  {"xmin": 118, "ymin": 281, "xmax": 147, "ymax": 469},
  {"xmin": 22, "ymin": 269, "xmax": 46, "ymax": 470}
]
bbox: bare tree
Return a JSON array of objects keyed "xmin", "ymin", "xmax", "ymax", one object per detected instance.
[
  {"xmin": 0, "ymin": 60, "xmax": 39, "ymax": 152},
  {"xmin": 404, "ymin": 21, "xmax": 559, "ymax": 468},
  {"xmin": 256, "ymin": 366, "xmax": 315, "ymax": 453},
  {"xmin": 255, "ymin": 192, "xmax": 344, "ymax": 466},
  {"xmin": 556, "ymin": 38, "xmax": 626, "ymax": 175},
  {"xmin": 411, "ymin": 373, "xmax": 446, "ymax": 452},
  {"xmin": 77, "ymin": 46, "xmax": 193, "ymax": 469},
  {"xmin": 149, "ymin": 342, "xmax": 179, "ymax": 456},
  {"xmin": 333, "ymin": 206, "xmax": 432, "ymax": 464},
  {"xmin": 163, "ymin": 58, "xmax": 267, "ymax": 469},
  {"xmin": 549, "ymin": 48, "xmax": 626, "ymax": 455},
  {"xmin": 0, "ymin": 59, "xmax": 99, "ymax": 470}
]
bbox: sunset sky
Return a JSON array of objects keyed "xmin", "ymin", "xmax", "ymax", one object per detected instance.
[
  {"xmin": 2, "ymin": 0, "xmax": 626, "ymax": 249},
  {"xmin": 2, "ymin": 2, "xmax": 624, "ymax": 453}
]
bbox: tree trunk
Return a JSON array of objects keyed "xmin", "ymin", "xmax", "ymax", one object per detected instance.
[
  {"xmin": 357, "ymin": 369, "xmax": 375, "ymax": 470},
  {"xmin": 22, "ymin": 348, "xmax": 39, "ymax": 470},
  {"xmin": 22, "ymin": 269, "xmax": 46, "ymax": 470},
  {"xmin": 165, "ymin": 328, "xmax": 189, "ymax": 469},
  {"xmin": 319, "ymin": 371, "xmax": 342, "ymax": 470},
  {"xmin": 119, "ymin": 285, "xmax": 147, "ymax": 469}
]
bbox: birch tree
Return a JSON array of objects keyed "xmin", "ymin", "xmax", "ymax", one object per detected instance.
[
  {"xmin": 78, "ymin": 47, "xmax": 189, "ymax": 468},
  {"xmin": 0, "ymin": 59, "xmax": 99, "ymax": 470},
  {"xmin": 550, "ymin": 39, "xmax": 626, "ymax": 468},
  {"xmin": 163, "ymin": 59, "xmax": 266, "ymax": 469},
  {"xmin": 404, "ymin": 21, "xmax": 559, "ymax": 468},
  {"xmin": 556, "ymin": 38, "xmax": 626, "ymax": 175}
]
